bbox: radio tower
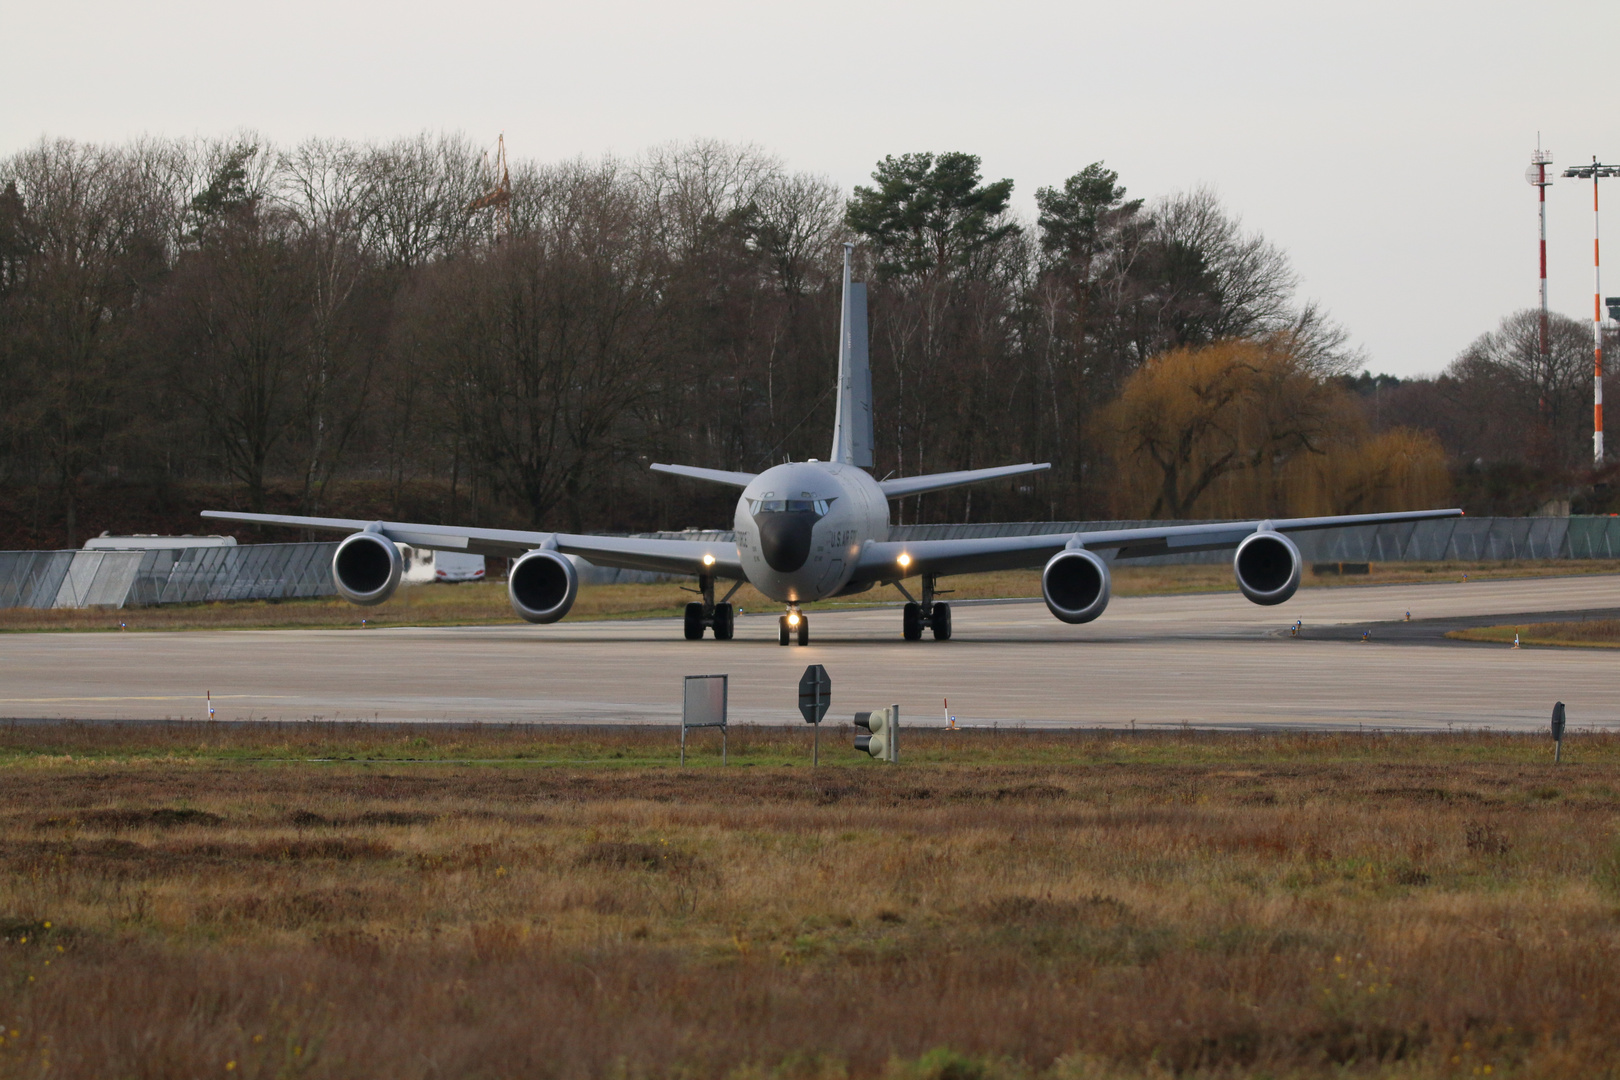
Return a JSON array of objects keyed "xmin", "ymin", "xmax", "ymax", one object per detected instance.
[
  {"xmin": 1563, "ymin": 157, "xmax": 1620, "ymax": 465},
  {"xmin": 1527, "ymin": 143, "xmax": 1554, "ymax": 365}
]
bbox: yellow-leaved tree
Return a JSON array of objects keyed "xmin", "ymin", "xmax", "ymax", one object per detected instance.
[{"xmin": 1100, "ymin": 338, "xmax": 1449, "ymax": 518}]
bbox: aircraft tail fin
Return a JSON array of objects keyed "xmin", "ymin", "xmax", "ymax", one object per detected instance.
[{"xmin": 829, "ymin": 243, "xmax": 874, "ymax": 469}]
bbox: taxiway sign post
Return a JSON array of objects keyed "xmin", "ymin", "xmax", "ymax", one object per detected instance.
[{"xmin": 799, "ymin": 665, "xmax": 831, "ymax": 767}]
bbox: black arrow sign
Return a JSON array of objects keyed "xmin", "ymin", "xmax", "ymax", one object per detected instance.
[{"xmin": 798, "ymin": 664, "xmax": 831, "ymax": 724}]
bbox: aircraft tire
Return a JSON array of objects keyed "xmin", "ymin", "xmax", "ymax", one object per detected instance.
[
  {"xmin": 902, "ymin": 602, "xmax": 923, "ymax": 641},
  {"xmin": 713, "ymin": 603, "xmax": 734, "ymax": 640},
  {"xmin": 778, "ymin": 616, "xmax": 791, "ymax": 646},
  {"xmin": 684, "ymin": 602, "xmax": 705, "ymax": 640},
  {"xmin": 797, "ymin": 615, "xmax": 809, "ymax": 646},
  {"xmin": 931, "ymin": 602, "xmax": 952, "ymax": 640}
]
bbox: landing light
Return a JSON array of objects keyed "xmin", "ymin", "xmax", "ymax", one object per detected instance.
[
  {"xmin": 702, "ymin": 553, "xmax": 716, "ymax": 567},
  {"xmin": 788, "ymin": 612, "xmax": 801, "ymax": 626},
  {"xmin": 897, "ymin": 553, "xmax": 912, "ymax": 569}
]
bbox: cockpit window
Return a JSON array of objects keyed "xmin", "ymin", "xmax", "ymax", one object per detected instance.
[{"xmin": 749, "ymin": 498, "xmax": 831, "ymax": 517}]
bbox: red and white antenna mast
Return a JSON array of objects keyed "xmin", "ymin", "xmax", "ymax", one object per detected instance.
[
  {"xmin": 1527, "ymin": 143, "xmax": 1554, "ymax": 365},
  {"xmin": 1564, "ymin": 157, "xmax": 1620, "ymax": 466}
]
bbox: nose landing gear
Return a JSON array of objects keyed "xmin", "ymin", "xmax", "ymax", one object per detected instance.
[
  {"xmin": 778, "ymin": 607, "xmax": 809, "ymax": 646},
  {"xmin": 683, "ymin": 575, "xmax": 741, "ymax": 640},
  {"xmin": 898, "ymin": 574, "xmax": 951, "ymax": 641}
]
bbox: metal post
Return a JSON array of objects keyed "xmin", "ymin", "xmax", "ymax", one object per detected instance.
[
  {"xmin": 1595, "ymin": 161, "xmax": 1605, "ymax": 466},
  {"xmin": 1563, "ymin": 160, "xmax": 1620, "ymax": 465},
  {"xmin": 813, "ymin": 679, "xmax": 823, "ymax": 767}
]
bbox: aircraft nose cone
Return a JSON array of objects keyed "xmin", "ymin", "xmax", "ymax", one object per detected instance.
[{"xmin": 757, "ymin": 512, "xmax": 816, "ymax": 573}]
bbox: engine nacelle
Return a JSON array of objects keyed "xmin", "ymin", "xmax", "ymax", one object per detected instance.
[
  {"xmin": 1041, "ymin": 548, "xmax": 1112, "ymax": 624},
  {"xmin": 1233, "ymin": 530, "xmax": 1301, "ymax": 605},
  {"xmin": 332, "ymin": 531, "xmax": 403, "ymax": 606},
  {"xmin": 508, "ymin": 549, "xmax": 579, "ymax": 624}
]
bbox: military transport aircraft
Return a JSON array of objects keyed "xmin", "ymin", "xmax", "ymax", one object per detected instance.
[{"xmin": 203, "ymin": 246, "xmax": 1461, "ymax": 646}]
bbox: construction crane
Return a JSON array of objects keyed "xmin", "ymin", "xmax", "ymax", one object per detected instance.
[{"xmin": 466, "ymin": 133, "xmax": 512, "ymax": 241}]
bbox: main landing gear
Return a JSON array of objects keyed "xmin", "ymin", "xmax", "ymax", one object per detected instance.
[
  {"xmin": 777, "ymin": 608, "xmax": 809, "ymax": 647},
  {"xmin": 683, "ymin": 575, "xmax": 741, "ymax": 641},
  {"xmin": 898, "ymin": 574, "xmax": 951, "ymax": 641}
]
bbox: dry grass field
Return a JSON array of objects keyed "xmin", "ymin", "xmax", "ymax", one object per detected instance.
[
  {"xmin": 2, "ymin": 724, "xmax": 1619, "ymax": 1078},
  {"xmin": 3, "ymin": 560, "xmax": 1616, "ymax": 634},
  {"xmin": 1448, "ymin": 619, "xmax": 1620, "ymax": 648}
]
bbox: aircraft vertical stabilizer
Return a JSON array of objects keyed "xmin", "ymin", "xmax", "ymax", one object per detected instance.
[{"xmin": 830, "ymin": 244, "xmax": 874, "ymax": 468}]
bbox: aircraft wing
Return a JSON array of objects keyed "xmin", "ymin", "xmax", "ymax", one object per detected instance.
[
  {"xmin": 199, "ymin": 511, "xmax": 745, "ymax": 578},
  {"xmin": 851, "ymin": 508, "xmax": 1465, "ymax": 581}
]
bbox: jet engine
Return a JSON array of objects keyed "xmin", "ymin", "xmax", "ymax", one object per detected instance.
[
  {"xmin": 332, "ymin": 531, "xmax": 403, "ymax": 606},
  {"xmin": 1041, "ymin": 548, "xmax": 1111, "ymax": 624},
  {"xmin": 508, "ymin": 549, "xmax": 579, "ymax": 624},
  {"xmin": 1233, "ymin": 530, "xmax": 1301, "ymax": 605}
]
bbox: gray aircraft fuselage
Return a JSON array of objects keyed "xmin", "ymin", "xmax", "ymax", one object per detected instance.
[{"xmin": 734, "ymin": 461, "xmax": 890, "ymax": 604}]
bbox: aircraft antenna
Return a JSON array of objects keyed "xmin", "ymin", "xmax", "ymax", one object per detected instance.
[{"xmin": 1527, "ymin": 140, "xmax": 1553, "ymax": 368}]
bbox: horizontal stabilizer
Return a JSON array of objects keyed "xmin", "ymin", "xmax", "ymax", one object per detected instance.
[
  {"xmin": 879, "ymin": 462, "xmax": 1051, "ymax": 500},
  {"xmin": 649, "ymin": 463, "xmax": 758, "ymax": 489}
]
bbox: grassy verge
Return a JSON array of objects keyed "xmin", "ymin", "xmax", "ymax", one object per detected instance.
[
  {"xmin": 1448, "ymin": 618, "xmax": 1620, "ymax": 648},
  {"xmin": 2, "ymin": 720, "xmax": 1616, "ymax": 767},
  {"xmin": 4, "ymin": 559, "xmax": 1617, "ymax": 634},
  {"xmin": 1, "ymin": 726, "xmax": 1617, "ymax": 1078}
]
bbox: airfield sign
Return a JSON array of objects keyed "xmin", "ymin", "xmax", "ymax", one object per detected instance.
[
  {"xmin": 798, "ymin": 664, "xmax": 831, "ymax": 724},
  {"xmin": 799, "ymin": 664, "xmax": 831, "ymax": 767}
]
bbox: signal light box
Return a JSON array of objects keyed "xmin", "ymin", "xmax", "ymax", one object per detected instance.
[{"xmin": 854, "ymin": 705, "xmax": 899, "ymax": 763}]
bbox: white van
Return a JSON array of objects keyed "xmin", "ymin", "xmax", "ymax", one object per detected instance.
[{"xmin": 398, "ymin": 545, "xmax": 486, "ymax": 584}]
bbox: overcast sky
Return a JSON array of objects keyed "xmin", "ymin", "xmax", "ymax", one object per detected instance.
[{"xmin": 4, "ymin": 0, "xmax": 1615, "ymax": 377}]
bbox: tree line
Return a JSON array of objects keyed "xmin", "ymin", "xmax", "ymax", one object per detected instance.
[{"xmin": 0, "ymin": 133, "xmax": 1605, "ymax": 548}]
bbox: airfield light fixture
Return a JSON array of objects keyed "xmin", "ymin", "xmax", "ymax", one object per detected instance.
[{"xmin": 853, "ymin": 705, "xmax": 899, "ymax": 762}]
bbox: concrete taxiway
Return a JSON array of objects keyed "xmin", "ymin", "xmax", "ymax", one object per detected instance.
[{"xmin": 2, "ymin": 575, "xmax": 1617, "ymax": 731}]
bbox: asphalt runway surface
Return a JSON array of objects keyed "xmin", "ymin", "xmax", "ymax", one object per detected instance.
[{"xmin": 3, "ymin": 575, "xmax": 1618, "ymax": 732}]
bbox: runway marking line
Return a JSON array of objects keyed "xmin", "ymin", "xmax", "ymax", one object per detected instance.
[{"xmin": 0, "ymin": 695, "xmax": 259, "ymax": 704}]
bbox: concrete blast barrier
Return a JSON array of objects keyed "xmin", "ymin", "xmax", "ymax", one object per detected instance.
[{"xmin": 0, "ymin": 543, "xmax": 339, "ymax": 610}]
